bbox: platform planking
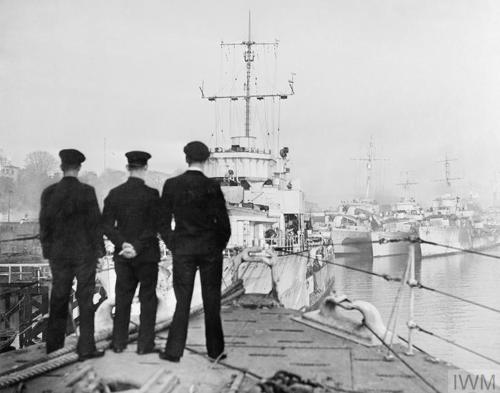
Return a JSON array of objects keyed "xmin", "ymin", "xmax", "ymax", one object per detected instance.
[{"xmin": 186, "ymin": 306, "xmax": 460, "ymax": 393}]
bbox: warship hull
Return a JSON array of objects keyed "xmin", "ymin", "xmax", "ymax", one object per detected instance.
[
  {"xmin": 94, "ymin": 245, "xmax": 335, "ymax": 335},
  {"xmin": 371, "ymin": 230, "xmax": 412, "ymax": 258},
  {"xmin": 419, "ymin": 226, "xmax": 500, "ymax": 258},
  {"xmin": 330, "ymin": 228, "xmax": 372, "ymax": 255},
  {"xmin": 235, "ymin": 246, "xmax": 334, "ymax": 310}
]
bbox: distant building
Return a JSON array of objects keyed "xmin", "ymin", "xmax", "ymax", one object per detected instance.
[{"xmin": 0, "ymin": 163, "xmax": 20, "ymax": 181}]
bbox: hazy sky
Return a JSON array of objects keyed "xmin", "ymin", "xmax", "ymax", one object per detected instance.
[{"xmin": 1, "ymin": 0, "xmax": 500, "ymax": 207}]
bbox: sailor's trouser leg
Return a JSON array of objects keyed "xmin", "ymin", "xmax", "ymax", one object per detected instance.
[
  {"xmin": 46, "ymin": 260, "xmax": 74, "ymax": 354},
  {"xmin": 137, "ymin": 262, "xmax": 159, "ymax": 351},
  {"xmin": 113, "ymin": 261, "xmax": 138, "ymax": 349},
  {"xmin": 199, "ymin": 253, "xmax": 224, "ymax": 358},
  {"xmin": 164, "ymin": 256, "xmax": 197, "ymax": 358},
  {"xmin": 74, "ymin": 260, "xmax": 97, "ymax": 356}
]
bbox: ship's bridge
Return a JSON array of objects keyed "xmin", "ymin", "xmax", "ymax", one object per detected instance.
[{"xmin": 205, "ymin": 136, "xmax": 277, "ymax": 181}]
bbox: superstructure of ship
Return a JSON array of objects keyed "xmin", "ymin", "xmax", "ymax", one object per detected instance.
[
  {"xmin": 370, "ymin": 173, "xmax": 422, "ymax": 258},
  {"xmin": 418, "ymin": 156, "xmax": 500, "ymax": 258},
  {"xmin": 328, "ymin": 138, "xmax": 412, "ymax": 258},
  {"xmin": 325, "ymin": 146, "xmax": 500, "ymax": 259},
  {"xmin": 196, "ymin": 14, "xmax": 334, "ymax": 308}
]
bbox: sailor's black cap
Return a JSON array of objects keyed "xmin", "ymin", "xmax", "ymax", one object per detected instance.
[
  {"xmin": 184, "ymin": 141, "xmax": 210, "ymax": 162},
  {"xmin": 125, "ymin": 151, "xmax": 151, "ymax": 168},
  {"xmin": 59, "ymin": 149, "xmax": 86, "ymax": 166}
]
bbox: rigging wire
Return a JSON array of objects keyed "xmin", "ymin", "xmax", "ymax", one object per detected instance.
[
  {"xmin": 281, "ymin": 247, "xmax": 500, "ymax": 314},
  {"xmin": 416, "ymin": 282, "xmax": 500, "ymax": 314},
  {"xmin": 279, "ymin": 249, "xmax": 402, "ymax": 282},
  {"xmin": 415, "ymin": 324, "xmax": 500, "ymax": 366},
  {"xmin": 418, "ymin": 239, "xmax": 500, "ymax": 260}
]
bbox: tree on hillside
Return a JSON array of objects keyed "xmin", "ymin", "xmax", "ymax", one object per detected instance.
[
  {"xmin": 24, "ymin": 151, "xmax": 58, "ymax": 175},
  {"xmin": 14, "ymin": 151, "xmax": 59, "ymax": 214},
  {"xmin": 0, "ymin": 177, "xmax": 16, "ymax": 217}
]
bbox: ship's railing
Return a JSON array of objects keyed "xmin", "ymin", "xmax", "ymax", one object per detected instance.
[
  {"xmin": 0, "ymin": 263, "xmax": 51, "ymax": 284},
  {"xmin": 210, "ymin": 146, "xmax": 273, "ymax": 155},
  {"xmin": 264, "ymin": 231, "xmax": 307, "ymax": 253},
  {"xmin": 283, "ymin": 236, "xmax": 500, "ymax": 371}
]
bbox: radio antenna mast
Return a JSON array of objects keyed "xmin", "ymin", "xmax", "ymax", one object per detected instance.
[
  {"xmin": 436, "ymin": 154, "xmax": 462, "ymax": 187},
  {"xmin": 200, "ymin": 12, "xmax": 294, "ymax": 145},
  {"xmin": 352, "ymin": 137, "xmax": 388, "ymax": 199},
  {"xmin": 397, "ymin": 171, "xmax": 418, "ymax": 199}
]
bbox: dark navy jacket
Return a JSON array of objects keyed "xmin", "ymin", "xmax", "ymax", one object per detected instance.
[
  {"xmin": 102, "ymin": 177, "xmax": 160, "ymax": 263},
  {"xmin": 39, "ymin": 177, "xmax": 104, "ymax": 262},
  {"xmin": 160, "ymin": 170, "xmax": 231, "ymax": 255}
]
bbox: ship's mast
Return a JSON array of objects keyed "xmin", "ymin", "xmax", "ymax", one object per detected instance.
[
  {"xmin": 200, "ymin": 12, "xmax": 294, "ymax": 148},
  {"xmin": 352, "ymin": 137, "xmax": 387, "ymax": 199},
  {"xmin": 244, "ymin": 12, "xmax": 252, "ymax": 137},
  {"xmin": 397, "ymin": 171, "xmax": 418, "ymax": 199},
  {"xmin": 437, "ymin": 154, "xmax": 461, "ymax": 188}
]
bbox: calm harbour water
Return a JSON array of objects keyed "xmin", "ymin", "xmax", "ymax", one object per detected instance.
[{"xmin": 332, "ymin": 246, "xmax": 500, "ymax": 372}]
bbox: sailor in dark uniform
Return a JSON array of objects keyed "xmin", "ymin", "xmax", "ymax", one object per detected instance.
[
  {"xmin": 102, "ymin": 151, "xmax": 160, "ymax": 354},
  {"xmin": 39, "ymin": 149, "xmax": 105, "ymax": 360},
  {"xmin": 159, "ymin": 141, "xmax": 231, "ymax": 362}
]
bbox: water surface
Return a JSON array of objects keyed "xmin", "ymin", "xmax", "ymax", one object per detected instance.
[{"xmin": 332, "ymin": 247, "xmax": 500, "ymax": 372}]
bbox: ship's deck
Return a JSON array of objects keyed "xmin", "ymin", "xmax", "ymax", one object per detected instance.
[{"xmin": 0, "ymin": 296, "xmax": 471, "ymax": 393}]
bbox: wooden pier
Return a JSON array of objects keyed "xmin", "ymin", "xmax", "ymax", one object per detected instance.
[{"xmin": 0, "ymin": 262, "xmax": 51, "ymax": 350}]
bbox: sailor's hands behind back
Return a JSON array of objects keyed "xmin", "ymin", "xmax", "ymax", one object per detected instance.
[{"xmin": 119, "ymin": 242, "xmax": 137, "ymax": 259}]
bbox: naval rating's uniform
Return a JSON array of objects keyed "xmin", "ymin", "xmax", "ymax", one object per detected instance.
[
  {"xmin": 102, "ymin": 151, "xmax": 160, "ymax": 353},
  {"xmin": 39, "ymin": 149, "xmax": 104, "ymax": 358},
  {"xmin": 160, "ymin": 141, "xmax": 231, "ymax": 361}
]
